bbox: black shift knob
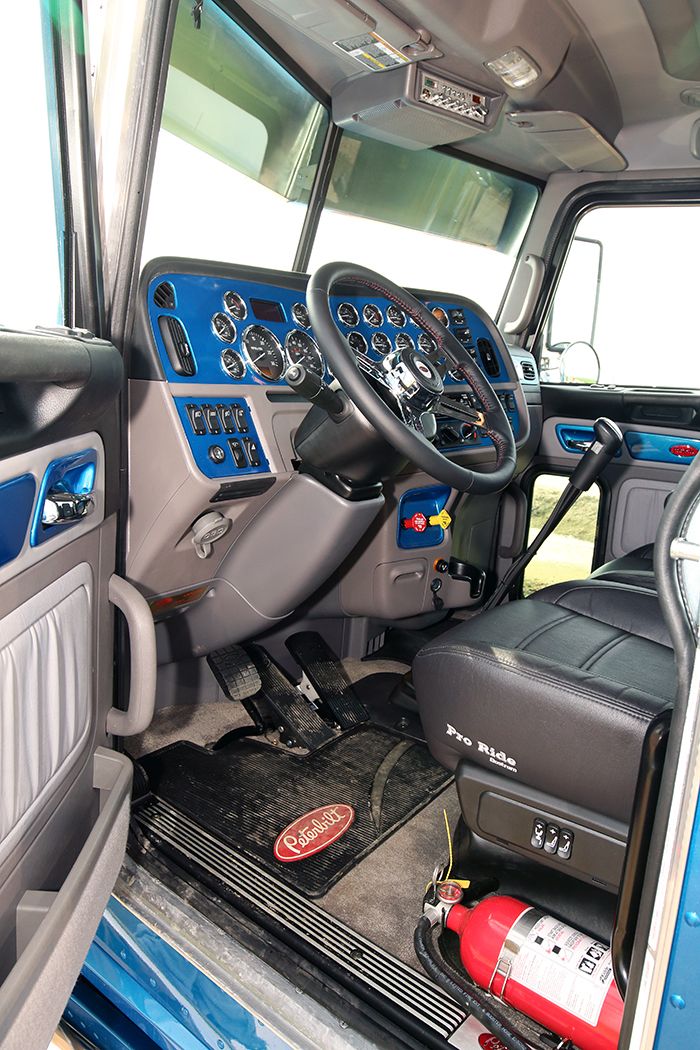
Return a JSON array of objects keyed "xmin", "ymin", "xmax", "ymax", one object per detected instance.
[{"xmin": 570, "ymin": 416, "xmax": 623, "ymax": 491}]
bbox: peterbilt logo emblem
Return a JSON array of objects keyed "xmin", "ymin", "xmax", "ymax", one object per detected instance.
[
  {"xmin": 415, "ymin": 359, "xmax": 433, "ymax": 379},
  {"xmin": 273, "ymin": 804, "xmax": 355, "ymax": 862},
  {"xmin": 446, "ymin": 723, "xmax": 518, "ymax": 773},
  {"xmin": 479, "ymin": 1036, "xmax": 507, "ymax": 1050}
]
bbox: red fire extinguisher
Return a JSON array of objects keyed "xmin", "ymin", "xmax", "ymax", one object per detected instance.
[{"xmin": 445, "ymin": 894, "xmax": 623, "ymax": 1050}]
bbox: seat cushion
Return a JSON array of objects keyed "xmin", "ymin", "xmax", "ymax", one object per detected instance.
[{"xmin": 413, "ymin": 579, "xmax": 675, "ymax": 823}]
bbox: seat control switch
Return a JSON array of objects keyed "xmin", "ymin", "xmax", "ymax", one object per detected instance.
[
  {"xmin": 544, "ymin": 824, "xmax": 560, "ymax": 854},
  {"xmin": 531, "ymin": 818, "xmax": 546, "ymax": 850}
]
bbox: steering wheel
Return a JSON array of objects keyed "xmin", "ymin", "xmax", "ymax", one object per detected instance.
[{"xmin": 306, "ymin": 262, "xmax": 517, "ymax": 495}]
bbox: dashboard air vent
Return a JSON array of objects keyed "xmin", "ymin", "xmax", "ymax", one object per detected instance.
[
  {"xmin": 477, "ymin": 338, "xmax": 500, "ymax": 378},
  {"xmin": 153, "ymin": 281, "xmax": 175, "ymax": 310},
  {"xmin": 520, "ymin": 360, "xmax": 537, "ymax": 382},
  {"xmin": 157, "ymin": 315, "xmax": 196, "ymax": 376}
]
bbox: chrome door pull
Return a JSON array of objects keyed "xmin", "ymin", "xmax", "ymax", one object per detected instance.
[{"xmin": 41, "ymin": 490, "xmax": 94, "ymax": 526}]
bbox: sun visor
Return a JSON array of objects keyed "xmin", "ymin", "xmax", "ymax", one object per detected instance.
[
  {"xmin": 333, "ymin": 64, "xmax": 506, "ymax": 150},
  {"xmin": 639, "ymin": 0, "xmax": 700, "ymax": 80},
  {"xmin": 506, "ymin": 111, "xmax": 627, "ymax": 172}
]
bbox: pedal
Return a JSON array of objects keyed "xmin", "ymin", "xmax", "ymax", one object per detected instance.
[
  {"xmin": 285, "ymin": 631, "xmax": 368, "ymax": 729},
  {"xmin": 246, "ymin": 644, "xmax": 335, "ymax": 749}
]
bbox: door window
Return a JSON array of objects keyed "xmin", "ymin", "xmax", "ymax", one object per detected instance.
[
  {"xmin": 0, "ymin": 0, "xmax": 64, "ymax": 329},
  {"xmin": 540, "ymin": 203, "xmax": 700, "ymax": 387},
  {"xmin": 142, "ymin": 0, "xmax": 329, "ymax": 270},
  {"xmin": 523, "ymin": 474, "xmax": 601, "ymax": 595}
]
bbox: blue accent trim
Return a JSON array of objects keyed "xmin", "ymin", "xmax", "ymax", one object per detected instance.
[
  {"xmin": 0, "ymin": 474, "xmax": 36, "ymax": 567},
  {"xmin": 625, "ymin": 431, "xmax": 700, "ymax": 465},
  {"xmin": 30, "ymin": 449, "xmax": 97, "ymax": 547},
  {"xmin": 556, "ymin": 424, "xmax": 622, "ymax": 457},
  {"xmin": 654, "ymin": 790, "xmax": 700, "ymax": 1047},
  {"xmin": 174, "ymin": 398, "xmax": 270, "ymax": 479},
  {"xmin": 397, "ymin": 485, "xmax": 451, "ymax": 549},
  {"xmin": 71, "ymin": 898, "xmax": 290, "ymax": 1050}
]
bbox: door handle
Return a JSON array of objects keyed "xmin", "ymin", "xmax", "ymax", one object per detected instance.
[
  {"xmin": 41, "ymin": 489, "xmax": 95, "ymax": 526},
  {"xmin": 563, "ymin": 438, "xmax": 590, "ymax": 452}
]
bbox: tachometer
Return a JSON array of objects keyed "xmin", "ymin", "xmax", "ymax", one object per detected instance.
[
  {"xmin": 291, "ymin": 302, "xmax": 310, "ymax": 329},
  {"xmin": 362, "ymin": 303, "xmax": 383, "ymax": 328},
  {"xmin": 285, "ymin": 329, "xmax": 324, "ymax": 376},
  {"xmin": 386, "ymin": 304, "xmax": 406, "ymax": 327},
  {"xmin": 223, "ymin": 290, "xmax": 247, "ymax": 320},
  {"xmin": 212, "ymin": 312, "xmax": 236, "ymax": 343},
  {"xmin": 337, "ymin": 302, "xmax": 359, "ymax": 327},
  {"xmin": 371, "ymin": 332, "xmax": 392, "ymax": 355},
  {"xmin": 348, "ymin": 331, "xmax": 368, "ymax": 354},
  {"xmin": 242, "ymin": 324, "xmax": 285, "ymax": 381}
]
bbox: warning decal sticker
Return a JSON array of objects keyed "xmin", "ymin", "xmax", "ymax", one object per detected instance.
[
  {"xmin": 334, "ymin": 32, "xmax": 410, "ymax": 71},
  {"xmin": 510, "ymin": 914, "xmax": 614, "ymax": 1027}
]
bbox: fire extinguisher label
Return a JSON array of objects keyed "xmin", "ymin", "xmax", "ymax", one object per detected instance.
[{"xmin": 510, "ymin": 914, "xmax": 614, "ymax": 1027}]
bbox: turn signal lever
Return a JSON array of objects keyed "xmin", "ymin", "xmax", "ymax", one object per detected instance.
[
  {"xmin": 485, "ymin": 417, "xmax": 623, "ymax": 609},
  {"xmin": 285, "ymin": 362, "xmax": 345, "ymax": 417}
]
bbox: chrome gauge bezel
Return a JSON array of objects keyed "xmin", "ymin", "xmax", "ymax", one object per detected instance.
[
  {"xmin": 241, "ymin": 324, "xmax": 286, "ymax": 382},
  {"xmin": 362, "ymin": 303, "xmax": 384, "ymax": 328},
  {"xmin": 220, "ymin": 348, "xmax": 246, "ymax": 380},
  {"xmin": 211, "ymin": 311, "xmax": 237, "ymax": 343},
  {"xmin": 223, "ymin": 290, "xmax": 247, "ymax": 321},
  {"xmin": 371, "ymin": 332, "xmax": 392, "ymax": 355},
  {"xmin": 418, "ymin": 332, "xmax": 438, "ymax": 356},
  {"xmin": 291, "ymin": 302, "xmax": 310, "ymax": 329},
  {"xmin": 386, "ymin": 304, "xmax": 406, "ymax": 327},
  {"xmin": 337, "ymin": 302, "xmax": 359, "ymax": 327},
  {"xmin": 395, "ymin": 332, "xmax": 416, "ymax": 353},
  {"xmin": 285, "ymin": 328, "xmax": 324, "ymax": 376},
  {"xmin": 347, "ymin": 331, "xmax": 368, "ymax": 354}
]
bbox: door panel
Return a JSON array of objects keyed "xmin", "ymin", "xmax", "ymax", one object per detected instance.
[{"xmin": 0, "ymin": 329, "xmax": 131, "ymax": 1050}]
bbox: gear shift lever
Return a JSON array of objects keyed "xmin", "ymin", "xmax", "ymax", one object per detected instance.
[{"xmin": 485, "ymin": 417, "xmax": 623, "ymax": 609}]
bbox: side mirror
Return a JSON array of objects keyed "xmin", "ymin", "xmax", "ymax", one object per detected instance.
[{"xmin": 560, "ymin": 340, "xmax": 601, "ymax": 385}]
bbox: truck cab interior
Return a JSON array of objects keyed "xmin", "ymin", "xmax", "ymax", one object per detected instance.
[{"xmin": 2, "ymin": 0, "xmax": 700, "ymax": 1047}]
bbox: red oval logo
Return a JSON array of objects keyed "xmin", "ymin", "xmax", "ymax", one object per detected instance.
[
  {"xmin": 273, "ymin": 804, "xmax": 355, "ymax": 863},
  {"xmin": 669, "ymin": 444, "xmax": 699, "ymax": 459},
  {"xmin": 478, "ymin": 1036, "xmax": 507, "ymax": 1050}
]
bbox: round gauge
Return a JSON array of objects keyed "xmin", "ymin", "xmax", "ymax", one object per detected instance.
[
  {"xmin": 223, "ymin": 290, "xmax": 247, "ymax": 321},
  {"xmin": 337, "ymin": 302, "xmax": 359, "ymax": 327},
  {"xmin": 291, "ymin": 302, "xmax": 310, "ymax": 329},
  {"xmin": 362, "ymin": 303, "xmax": 383, "ymax": 328},
  {"xmin": 212, "ymin": 312, "xmax": 237, "ymax": 343},
  {"xmin": 221, "ymin": 348, "xmax": 246, "ymax": 379},
  {"xmin": 242, "ymin": 324, "xmax": 285, "ymax": 381},
  {"xmin": 386, "ymin": 304, "xmax": 406, "ymax": 327},
  {"xmin": 431, "ymin": 306, "xmax": 450, "ymax": 327},
  {"xmin": 348, "ymin": 331, "xmax": 368, "ymax": 354},
  {"xmin": 285, "ymin": 329, "xmax": 324, "ymax": 376},
  {"xmin": 371, "ymin": 331, "xmax": 392, "ymax": 355},
  {"xmin": 395, "ymin": 332, "xmax": 416, "ymax": 353},
  {"xmin": 418, "ymin": 332, "xmax": 438, "ymax": 356}
]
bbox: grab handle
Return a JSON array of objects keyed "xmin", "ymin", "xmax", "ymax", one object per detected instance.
[{"xmin": 106, "ymin": 575, "xmax": 156, "ymax": 736}]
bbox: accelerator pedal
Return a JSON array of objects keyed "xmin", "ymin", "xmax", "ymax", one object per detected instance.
[
  {"xmin": 246, "ymin": 644, "xmax": 335, "ymax": 750},
  {"xmin": 285, "ymin": 631, "xmax": 368, "ymax": 729}
]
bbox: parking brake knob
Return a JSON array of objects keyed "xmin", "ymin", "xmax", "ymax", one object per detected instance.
[{"xmin": 570, "ymin": 417, "xmax": 623, "ymax": 492}]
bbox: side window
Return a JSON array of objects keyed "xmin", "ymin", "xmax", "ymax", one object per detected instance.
[
  {"xmin": 523, "ymin": 474, "xmax": 601, "ymax": 595},
  {"xmin": 142, "ymin": 0, "xmax": 329, "ymax": 270},
  {"xmin": 539, "ymin": 203, "xmax": 700, "ymax": 388},
  {"xmin": 0, "ymin": 1, "xmax": 64, "ymax": 329}
]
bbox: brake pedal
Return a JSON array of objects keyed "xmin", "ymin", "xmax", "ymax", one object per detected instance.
[
  {"xmin": 285, "ymin": 631, "xmax": 368, "ymax": 729},
  {"xmin": 246, "ymin": 644, "xmax": 335, "ymax": 749}
]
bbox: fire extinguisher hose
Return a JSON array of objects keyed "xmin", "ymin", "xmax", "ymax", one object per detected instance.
[{"xmin": 414, "ymin": 915, "xmax": 533, "ymax": 1050}]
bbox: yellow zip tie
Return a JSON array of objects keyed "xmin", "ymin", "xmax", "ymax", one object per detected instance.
[{"xmin": 443, "ymin": 808, "xmax": 454, "ymax": 882}]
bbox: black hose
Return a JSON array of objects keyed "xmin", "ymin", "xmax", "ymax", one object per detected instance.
[{"xmin": 414, "ymin": 916, "xmax": 533, "ymax": 1050}]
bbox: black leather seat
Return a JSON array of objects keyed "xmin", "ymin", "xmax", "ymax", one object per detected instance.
[
  {"xmin": 414, "ymin": 576, "xmax": 674, "ymax": 887},
  {"xmin": 589, "ymin": 542, "xmax": 655, "ymax": 588}
]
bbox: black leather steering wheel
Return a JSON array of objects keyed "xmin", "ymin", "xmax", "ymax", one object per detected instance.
[{"xmin": 306, "ymin": 261, "xmax": 517, "ymax": 495}]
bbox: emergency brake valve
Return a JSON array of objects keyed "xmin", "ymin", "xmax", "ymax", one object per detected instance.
[{"xmin": 401, "ymin": 509, "xmax": 452, "ymax": 533}]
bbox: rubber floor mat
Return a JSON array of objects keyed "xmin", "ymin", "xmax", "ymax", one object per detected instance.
[{"xmin": 137, "ymin": 726, "xmax": 452, "ymax": 897}]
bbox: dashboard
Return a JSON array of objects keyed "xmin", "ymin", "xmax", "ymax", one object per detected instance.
[{"xmin": 145, "ymin": 267, "xmax": 529, "ymax": 483}]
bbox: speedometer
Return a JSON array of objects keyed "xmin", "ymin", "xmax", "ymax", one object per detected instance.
[
  {"xmin": 242, "ymin": 324, "xmax": 285, "ymax": 381},
  {"xmin": 285, "ymin": 329, "xmax": 324, "ymax": 376}
]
